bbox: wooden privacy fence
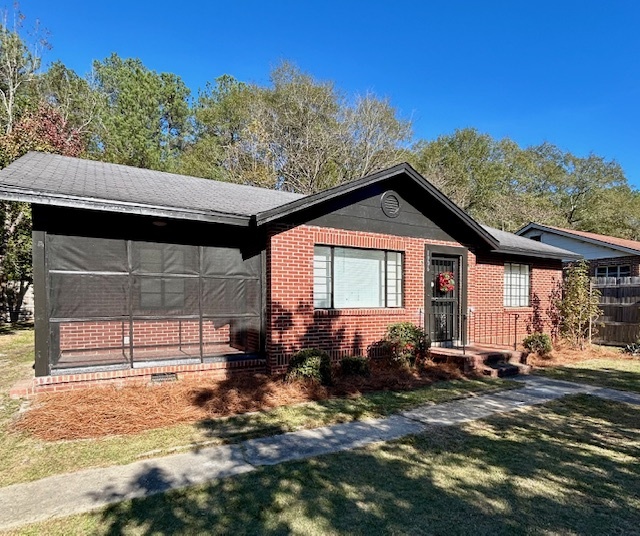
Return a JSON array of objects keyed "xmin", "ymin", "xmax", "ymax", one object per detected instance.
[{"xmin": 592, "ymin": 276, "xmax": 640, "ymax": 345}]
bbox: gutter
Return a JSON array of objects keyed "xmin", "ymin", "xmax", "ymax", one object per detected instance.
[{"xmin": 0, "ymin": 186, "xmax": 251, "ymax": 227}]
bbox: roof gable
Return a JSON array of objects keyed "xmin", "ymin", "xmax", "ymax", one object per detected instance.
[
  {"xmin": 517, "ymin": 223, "xmax": 640, "ymax": 256},
  {"xmin": 256, "ymin": 163, "xmax": 500, "ymax": 249}
]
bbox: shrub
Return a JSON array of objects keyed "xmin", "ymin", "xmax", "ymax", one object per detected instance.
[
  {"xmin": 340, "ymin": 356, "xmax": 370, "ymax": 376},
  {"xmin": 555, "ymin": 259, "xmax": 602, "ymax": 349},
  {"xmin": 383, "ymin": 322, "xmax": 431, "ymax": 366},
  {"xmin": 286, "ymin": 348, "xmax": 332, "ymax": 385},
  {"xmin": 522, "ymin": 332, "xmax": 553, "ymax": 355}
]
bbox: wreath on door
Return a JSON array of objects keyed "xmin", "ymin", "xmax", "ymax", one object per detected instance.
[{"xmin": 437, "ymin": 271, "xmax": 455, "ymax": 293}]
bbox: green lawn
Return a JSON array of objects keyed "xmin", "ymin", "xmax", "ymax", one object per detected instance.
[
  {"xmin": 536, "ymin": 357, "xmax": 640, "ymax": 393},
  {"xmin": 8, "ymin": 395, "xmax": 639, "ymax": 535},
  {"xmin": 0, "ymin": 329, "xmax": 515, "ymax": 487}
]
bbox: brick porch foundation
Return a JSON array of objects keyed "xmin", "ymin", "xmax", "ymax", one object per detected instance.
[{"xmin": 9, "ymin": 358, "xmax": 266, "ymax": 399}]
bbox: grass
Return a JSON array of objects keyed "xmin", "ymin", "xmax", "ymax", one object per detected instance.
[
  {"xmin": 536, "ymin": 357, "xmax": 640, "ymax": 393},
  {"xmin": 0, "ymin": 329, "xmax": 516, "ymax": 487},
  {"xmin": 7, "ymin": 395, "xmax": 639, "ymax": 535}
]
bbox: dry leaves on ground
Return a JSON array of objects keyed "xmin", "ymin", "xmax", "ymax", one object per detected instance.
[{"xmin": 12, "ymin": 361, "xmax": 463, "ymax": 441}]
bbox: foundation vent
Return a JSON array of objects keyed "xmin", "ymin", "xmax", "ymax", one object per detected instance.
[{"xmin": 150, "ymin": 372, "xmax": 178, "ymax": 383}]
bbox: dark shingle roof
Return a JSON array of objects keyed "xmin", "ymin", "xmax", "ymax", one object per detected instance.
[
  {"xmin": 483, "ymin": 225, "xmax": 580, "ymax": 260},
  {"xmin": 0, "ymin": 153, "xmax": 579, "ymax": 260},
  {"xmin": 0, "ymin": 152, "xmax": 302, "ymax": 224}
]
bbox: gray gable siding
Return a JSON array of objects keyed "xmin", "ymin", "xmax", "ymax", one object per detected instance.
[
  {"xmin": 286, "ymin": 180, "xmax": 456, "ymax": 242},
  {"xmin": 519, "ymin": 229, "xmax": 629, "ymax": 261}
]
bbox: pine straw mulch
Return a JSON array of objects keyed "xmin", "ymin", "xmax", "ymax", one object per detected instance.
[
  {"xmin": 12, "ymin": 361, "xmax": 464, "ymax": 442},
  {"xmin": 527, "ymin": 342, "xmax": 632, "ymax": 368}
]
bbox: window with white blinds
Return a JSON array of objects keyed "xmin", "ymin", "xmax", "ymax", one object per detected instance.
[
  {"xmin": 504, "ymin": 263, "xmax": 530, "ymax": 307},
  {"xmin": 314, "ymin": 246, "xmax": 403, "ymax": 308}
]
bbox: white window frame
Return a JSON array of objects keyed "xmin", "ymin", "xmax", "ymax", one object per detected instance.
[
  {"xmin": 314, "ymin": 245, "xmax": 403, "ymax": 309},
  {"xmin": 504, "ymin": 263, "xmax": 530, "ymax": 307}
]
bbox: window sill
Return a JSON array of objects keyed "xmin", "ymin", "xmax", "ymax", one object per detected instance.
[{"xmin": 314, "ymin": 308, "xmax": 406, "ymax": 317}]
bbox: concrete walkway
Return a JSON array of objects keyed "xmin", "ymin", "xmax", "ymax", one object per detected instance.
[{"xmin": 1, "ymin": 376, "xmax": 639, "ymax": 531}]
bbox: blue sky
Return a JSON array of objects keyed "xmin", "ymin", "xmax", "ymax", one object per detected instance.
[{"xmin": 18, "ymin": 0, "xmax": 640, "ymax": 187}]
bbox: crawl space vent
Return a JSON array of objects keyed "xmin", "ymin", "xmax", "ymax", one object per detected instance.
[
  {"xmin": 381, "ymin": 191, "xmax": 401, "ymax": 218},
  {"xmin": 150, "ymin": 372, "xmax": 178, "ymax": 383}
]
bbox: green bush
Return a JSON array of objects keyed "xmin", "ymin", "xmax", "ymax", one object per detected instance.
[
  {"xmin": 383, "ymin": 322, "xmax": 431, "ymax": 366},
  {"xmin": 340, "ymin": 356, "xmax": 370, "ymax": 376},
  {"xmin": 286, "ymin": 348, "xmax": 332, "ymax": 385},
  {"xmin": 523, "ymin": 332, "xmax": 553, "ymax": 355}
]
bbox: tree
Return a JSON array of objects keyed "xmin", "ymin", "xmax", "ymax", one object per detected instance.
[
  {"xmin": 411, "ymin": 128, "xmax": 509, "ymax": 222},
  {"xmin": 410, "ymin": 129, "xmax": 640, "ymax": 237},
  {"xmin": 0, "ymin": 7, "xmax": 47, "ymax": 134},
  {"xmin": 178, "ymin": 75, "xmax": 253, "ymax": 181},
  {"xmin": 555, "ymin": 260, "xmax": 602, "ymax": 349},
  {"xmin": 184, "ymin": 62, "xmax": 411, "ymax": 193},
  {"xmin": 0, "ymin": 103, "xmax": 85, "ymax": 322},
  {"xmin": 92, "ymin": 53, "xmax": 191, "ymax": 171},
  {"xmin": 36, "ymin": 61, "xmax": 100, "ymax": 145},
  {"xmin": 340, "ymin": 93, "xmax": 412, "ymax": 182}
]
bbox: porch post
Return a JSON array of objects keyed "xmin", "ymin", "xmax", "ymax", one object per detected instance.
[{"xmin": 32, "ymin": 230, "xmax": 49, "ymax": 377}]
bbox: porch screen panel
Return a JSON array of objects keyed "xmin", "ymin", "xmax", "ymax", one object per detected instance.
[
  {"xmin": 202, "ymin": 247, "xmax": 260, "ymax": 278},
  {"xmin": 47, "ymin": 235, "xmax": 128, "ymax": 273},
  {"xmin": 201, "ymin": 245, "xmax": 261, "ymax": 359},
  {"xmin": 49, "ymin": 273, "xmax": 129, "ymax": 319},
  {"xmin": 131, "ymin": 242, "xmax": 199, "ymax": 275},
  {"xmin": 45, "ymin": 236, "xmax": 262, "ymax": 372},
  {"xmin": 202, "ymin": 316, "xmax": 260, "ymax": 357},
  {"xmin": 130, "ymin": 243, "xmax": 200, "ymax": 363},
  {"xmin": 131, "ymin": 276, "xmax": 199, "ymax": 317},
  {"xmin": 47, "ymin": 234, "xmax": 131, "ymax": 369},
  {"xmin": 201, "ymin": 278, "xmax": 261, "ymax": 318}
]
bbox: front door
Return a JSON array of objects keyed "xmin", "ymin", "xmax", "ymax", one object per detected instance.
[{"xmin": 428, "ymin": 255, "xmax": 460, "ymax": 344}]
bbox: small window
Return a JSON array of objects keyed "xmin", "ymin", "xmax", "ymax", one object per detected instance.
[
  {"xmin": 313, "ymin": 246, "xmax": 403, "ymax": 309},
  {"xmin": 504, "ymin": 263, "xmax": 530, "ymax": 307},
  {"xmin": 595, "ymin": 265, "xmax": 630, "ymax": 278}
]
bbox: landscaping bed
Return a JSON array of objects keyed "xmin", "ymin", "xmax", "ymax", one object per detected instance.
[{"xmin": 12, "ymin": 360, "xmax": 467, "ymax": 441}]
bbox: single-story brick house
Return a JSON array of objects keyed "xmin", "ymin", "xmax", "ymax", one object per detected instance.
[
  {"xmin": 517, "ymin": 222, "xmax": 640, "ymax": 277},
  {"xmin": 0, "ymin": 153, "xmax": 578, "ymax": 392}
]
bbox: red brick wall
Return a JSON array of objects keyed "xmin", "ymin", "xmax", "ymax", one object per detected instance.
[
  {"xmin": 266, "ymin": 224, "xmax": 563, "ymax": 372},
  {"xmin": 468, "ymin": 252, "xmax": 562, "ymax": 345},
  {"xmin": 59, "ymin": 319, "xmax": 237, "ymax": 361}
]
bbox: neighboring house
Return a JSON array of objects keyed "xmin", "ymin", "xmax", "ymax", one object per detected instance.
[
  {"xmin": 0, "ymin": 153, "xmax": 577, "ymax": 392},
  {"xmin": 517, "ymin": 223, "xmax": 640, "ymax": 277},
  {"xmin": 517, "ymin": 223, "xmax": 640, "ymax": 346}
]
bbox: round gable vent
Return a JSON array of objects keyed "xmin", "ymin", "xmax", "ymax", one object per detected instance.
[{"xmin": 381, "ymin": 191, "xmax": 401, "ymax": 218}]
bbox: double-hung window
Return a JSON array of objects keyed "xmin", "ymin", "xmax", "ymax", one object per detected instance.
[
  {"xmin": 314, "ymin": 246, "xmax": 403, "ymax": 309},
  {"xmin": 504, "ymin": 263, "xmax": 530, "ymax": 307}
]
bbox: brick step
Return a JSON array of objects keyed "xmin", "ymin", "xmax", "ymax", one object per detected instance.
[
  {"xmin": 481, "ymin": 362, "xmax": 531, "ymax": 378},
  {"xmin": 430, "ymin": 346, "xmax": 530, "ymax": 376}
]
